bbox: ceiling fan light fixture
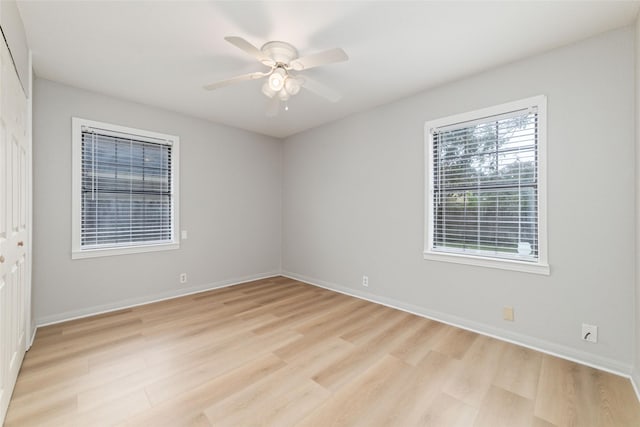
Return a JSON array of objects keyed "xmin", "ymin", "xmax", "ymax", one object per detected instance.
[
  {"xmin": 284, "ymin": 78, "xmax": 301, "ymax": 95},
  {"xmin": 261, "ymin": 81, "xmax": 276, "ymax": 98},
  {"xmin": 268, "ymin": 68, "xmax": 287, "ymax": 91},
  {"xmin": 277, "ymin": 89, "xmax": 290, "ymax": 101}
]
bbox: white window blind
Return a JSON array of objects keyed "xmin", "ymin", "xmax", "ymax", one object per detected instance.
[
  {"xmin": 430, "ymin": 107, "xmax": 539, "ymax": 262},
  {"xmin": 78, "ymin": 123, "xmax": 176, "ymax": 252}
]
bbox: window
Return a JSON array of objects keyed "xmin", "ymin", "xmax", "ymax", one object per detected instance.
[
  {"xmin": 425, "ymin": 96, "xmax": 548, "ymax": 274},
  {"xmin": 72, "ymin": 118, "xmax": 179, "ymax": 259}
]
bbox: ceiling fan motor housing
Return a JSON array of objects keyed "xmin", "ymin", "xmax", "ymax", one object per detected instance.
[{"xmin": 260, "ymin": 41, "xmax": 298, "ymax": 66}]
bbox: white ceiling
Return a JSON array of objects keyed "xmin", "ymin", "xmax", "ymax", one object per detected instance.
[{"xmin": 17, "ymin": 1, "xmax": 640, "ymax": 138}]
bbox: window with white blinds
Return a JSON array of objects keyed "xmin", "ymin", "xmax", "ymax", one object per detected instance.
[
  {"xmin": 72, "ymin": 118, "xmax": 179, "ymax": 258},
  {"xmin": 425, "ymin": 96, "xmax": 548, "ymax": 274}
]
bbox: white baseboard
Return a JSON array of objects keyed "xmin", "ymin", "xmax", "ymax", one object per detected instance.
[
  {"xmin": 28, "ymin": 325, "xmax": 36, "ymax": 349},
  {"xmin": 282, "ymin": 271, "xmax": 634, "ymax": 379},
  {"xmin": 35, "ymin": 271, "xmax": 281, "ymax": 328},
  {"xmin": 631, "ymin": 368, "xmax": 640, "ymax": 402}
]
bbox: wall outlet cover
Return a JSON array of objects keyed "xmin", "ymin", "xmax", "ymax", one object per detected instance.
[
  {"xmin": 582, "ymin": 324, "xmax": 598, "ymax": 343},
  {"xmin": 503, "ymin": 306, "xmax": 514, "ymax": 321}
]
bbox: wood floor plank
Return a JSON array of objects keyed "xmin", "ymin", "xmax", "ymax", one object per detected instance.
[
  {"xmin": 252, "ymin": 292, "xmax": 342, "ymax": 335},
  {"xmin": 232, "ymin": 379, "xmax": 328, "ymax": 427},
  {"xmin": 3, "ymin": 394, "xmax": 77, "ymax": 427},
  {"xmin": 388, "ymin": 318, "xmax": 447, "ymax": 365},
  {"xmin": 493, "ymin": 344, "xmax": 542, "ymax": 400},
  {"xmin": 7, "ymin": 355, "xmax": 148, "ymax": 423},
  {"xmin": 293, "ymin": 298, "xmax": 371, "ymax": 336},
  {"xmin": 11, "ymin": 357, "xmax": 89, "ymax": 397},
  {"xmin": 5, "ymin": 277, "xmax": 640, "ymax": 426},
  {"xmin": 431, "ymin": 326, "xmax": 478, "ymax": 359},
  {"xmin": 473, "ymin": 385, "xmax": 535, "ymax": 427},
  {"xmin": 202, "ymin": 366, "xmax": 329, "ymax": 426},
  {"xmin": 311, "ymin": 312, "xmax": 422, "ymax": 391},
  {"xmin": 120, "ymin": 353, "xmax": 287, "ymax": 427},
  {"xmin": 338, "ymin": 305, "xmax": 407, "ymax": 343},
  {"xmin": 21, "ymin": 331, "xmax": 145, "ymax": 372},
  {"xmin": 414, "ymin": 392, "xmax": 479, "ymax": 426},
  {"xmin": 144, "ymin": 328, "xmax": 301, "ymax": 405},
  {"xmin": 442, "ymin": 335, "xmax": 507, "ymax": 407},
  {"xmin": 58, "ymin": 388, "xmax": 151, "ymax": 426},
  {"xmin": 296, "ymin": 355, "xmax": 408, "ymax": 427},
  {"xmin": 535, "ymin": 355, "xmax": 640, "ymax": 427},
  {"xmin": 234, "ymin": 287, "xmax": 320, "ymax": 321},
  {"xmin": 352, "ymin": 350, "xmax": 461, "ymax": 427}
]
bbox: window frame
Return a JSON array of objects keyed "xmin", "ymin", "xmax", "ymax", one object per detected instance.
[
  {"xmin": 71, "ymin": 117, "xmax": 180, "ymax": 259},
  {"xmin": 424, "ymin": 95, "xmax": 549, "ymax": 275}
]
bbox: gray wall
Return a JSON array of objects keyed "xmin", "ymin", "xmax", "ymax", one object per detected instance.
[
  {"xmin": 283, "ymin": 27, "xmax": 635, "ymax": 373},
  {"xmin": 33, "ymin": 78, "xmax": 282, "ymax": 324}
]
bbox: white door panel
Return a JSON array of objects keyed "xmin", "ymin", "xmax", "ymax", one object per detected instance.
[
  {"xmin": 0, "ymin": 121, "xmax": 5, "ymax": 241},
  {"xmin": 0, "ymin": 275, "xmax": 5, "ymax": 410},
  {"xmin": 0, "ymin": 34, "xmax": 30, "ymax": 423}
]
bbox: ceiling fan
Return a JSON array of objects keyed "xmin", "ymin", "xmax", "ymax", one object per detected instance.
[{"xmin": 204, "ymin": 36, "xmax": 349, "ymax": 117}]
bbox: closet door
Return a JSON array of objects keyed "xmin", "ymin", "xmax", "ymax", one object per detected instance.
[{"xmin": 0, "ymin": 35, "xmax": 29, "ymax": 423}]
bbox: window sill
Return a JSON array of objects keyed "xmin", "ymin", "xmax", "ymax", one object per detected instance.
[
  {"xmin": 72, "ymin": 242, "xmax": 179, "ymax": 259},
  {"xmin": 423, "ymin": 251, "xmax": 550, "ymax": 275}
]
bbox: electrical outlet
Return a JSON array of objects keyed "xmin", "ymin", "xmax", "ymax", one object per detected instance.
[
  {"xmin": 362, "ymin": 275, "xmax": 369, "ymax": 287},
  {"xmin": 582, "ymin": 324, "xmax": 598, "ymax": 343},
  {"xmin": 180, "ymin": 273, "xmax": 187, "ymax": 284},
  {"xmin": 181, "ymin": 230, "xmax": 188, "ymax": 240},
  {"xmin": 503, "ymin": 306, "xmax": 514, "ymax": 321}
]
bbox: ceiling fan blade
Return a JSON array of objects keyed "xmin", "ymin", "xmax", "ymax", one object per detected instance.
[
  {"xmin": 265, "ymin": 96, "xmax": 280, "ymax": 117},
  {"xmin": 203, "ymin": 71, "xmax": 269, "ymax": 90},
  {"xmin": 290, "ymin": 48, "xmax": 348, "ymax": 71},
  {"xmin": 299, "ymin": 76, "xmax": 342, "ymax": 102},
  {"xmin": 225, "ymin": 36, "xmax": 275, "ymax": 66}
]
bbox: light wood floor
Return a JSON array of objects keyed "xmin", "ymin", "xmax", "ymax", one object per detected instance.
[{"xmin": 5, "ymin": 276, "xmax": 640, "ymax": 426}]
